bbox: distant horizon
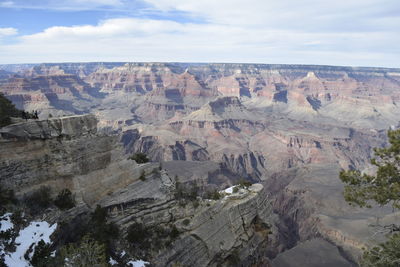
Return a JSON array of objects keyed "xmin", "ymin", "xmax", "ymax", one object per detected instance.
[{"xmin": 1, "ymin": 61, "xmax": 400, "ymax": 71}]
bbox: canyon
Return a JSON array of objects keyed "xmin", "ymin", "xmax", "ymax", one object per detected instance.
[{"xmin": 1, "ymin": 62, "xmax": 400, "ymax": 266}]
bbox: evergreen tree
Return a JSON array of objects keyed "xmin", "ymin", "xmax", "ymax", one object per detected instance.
[
  {"xmin": 59, "ymin": 236, "xmax": 108, "ymax": 267},
  {"xmin": 340, "ymin": 129, "xmax": 400, "ymax": 266},
  {"xmin": 0, "ymin": 93, "xmax": 21, "ymax": 127}
]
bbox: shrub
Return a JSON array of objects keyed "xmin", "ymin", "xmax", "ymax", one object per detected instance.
[
  {"xmin": 11, "ymin": 209, "xmax": 25, "ymax": 227},
  {"xmin": 89, "ymin": 205, "xmax": 119, "ymax": 248},
  {"xmin": 0, "ymin": 185, "xmax": 16, "ymax": 214},
  {"xmin": 139, "ymin": 170, "xmax": 146, "ymax": 181},
  {"xmin": 54, "ymin": 189, "xmax": 75, "ymax": 210},
  {"xmin": 227, "ymin": 249, "xmax": 241, "ymax": 265},
  {"xmin": 128, "ymin": 153, "xmax": 149, "ymax": 164},
  {"xmin": 30, "ymin": 240, "xmax": 53, "ymax": 267},
  {"xmin": 127, "ymin": 222, "xmax": 151, "ymax": 249},
  {"xmin": 206, "ymin": 190, "xmax": 222, "ymax": 200},
  {"xmin": 193, "ymin": 200, "xmax": 200, "ymax": 209},
  {"xmin": 236, "ymin": 179, "xmax": 252, "ymax": 188},
  {"xmin": 233, "ymin": 187, "xmax": 239, "ymax": 193},
  {"xmin": 0, "ymin": 93, "xmax": 22, "ymax": 127},
  {"xmin": 182, "ymin": 219, "xmax": 190, "ymax": 226},
  {"xmin": 59, "ymin": 236, "xmax": 108, "ymax": 267},
  {"xmin": 174, "ymin": 179, "xmax": 199, "ymax": 201},
  {"xmin": 169, "ymin": 225, "xmax": 180, "ymax": 240},
  {"xmin": 24, "ymin": 186, "xmax": 52, "ymax": 213}
]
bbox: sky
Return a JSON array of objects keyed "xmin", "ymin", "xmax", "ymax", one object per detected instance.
[{"xmin": 0, "ymin": 0, "xmax": 399, "ymax": 67}]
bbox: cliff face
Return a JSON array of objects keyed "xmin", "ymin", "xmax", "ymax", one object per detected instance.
[
  {"xmin": 103, "ymin": 176, "xmax": 277, "ymax": 266},
  {"xmin": 0, "ymin": 115, "xmax": 279, "ymax": 266},
  {"xmin": 0, "ymin": 115, "xmax": 140, "ymax": 205}
]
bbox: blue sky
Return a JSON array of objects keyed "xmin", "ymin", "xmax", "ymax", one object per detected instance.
[{"xmin": 0, "ymin": 0, "xmax": 399, "ymax": 67}]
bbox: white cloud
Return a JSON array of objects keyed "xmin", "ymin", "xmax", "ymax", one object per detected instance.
[
  {"xmin": 0, "ymin": 0, "xmax": 399, "ymax": 67},
  {"xmin": 22, "ymin": 18, "xmax": 183, "ymax": 41},
  {"xmin": 71, "ymin": 0, "xmax": 122, "ymax": 5},
  {"xmin": 0, "ymin": 1, "xmax": 14, "ymax": 7},
  {"xmin": 0, "ymin": 16, "xmax": 398, "ymax": 67},
  {"xmin": 0, "ymin": 27, "xmax": 18, "ymax": 37}
]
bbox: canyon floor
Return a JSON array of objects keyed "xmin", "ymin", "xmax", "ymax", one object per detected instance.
[{"xmin": 1, "ymin": 62, "xmax": 400, "ymax": 266}]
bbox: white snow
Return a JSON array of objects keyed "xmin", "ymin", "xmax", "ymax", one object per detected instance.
[
  {"xmin": 223, "ymin": 185, "xmax": 237, "ymax": 194},
  {"xmin": 3, "ymin": 220, "xmax": 57, "ymax": 267},
  {"xmin": 109, "ymin": 257, "xmax": 117, "ymax": 265},
  {"xmin": 127, "ymin": 259, "xmax": 150, "ymax": 267},
  {"xmin": 120, "ymin": 250, "xmax": 126, "ymax": 257},
  {"xmin": 0, "ymin": 213, "xmax": 13, "ymax": 232}
]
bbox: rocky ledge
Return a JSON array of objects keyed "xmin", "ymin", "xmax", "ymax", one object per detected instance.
[{"xmin": 0, "ymin": 114, "xmax": 97, "ymax": 140}]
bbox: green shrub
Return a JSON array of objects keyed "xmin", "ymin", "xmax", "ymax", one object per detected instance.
[
  {"xmin": 174, "ymin": 179, "xmax": 199, "ymax": 201},
  {"xmin": 139, "ymin": 170, "xmax": 146, "ymax": 181},
  {"xmin": 88, "ymin": 205, "xmax": 119, "ymax": 246},
  {"xmin": 227, "ymin": 249, "xmax": 241, "ymax": 265},
  {"xmin": 169, "ymin": 225, "xmax": 180, "ymax": 240},
  {"xmin": 0, "ymin": 185, "xmax": 17, "ymax": 214},
  {"xmin": 206, "ymin": 190, "xmax": 222, "ymax": 200},
  {"xmin": 128, "ymin": 153, "xmax": 149, "ymax": 164},
  {"xmin": 0, "ymin": 93, "xmax": 22, "ymax": 127},
  {"xmin": 54, "ymin": 189, "xmax": 75, "ymax": 210},
  {"xmin": 233, "ymin": 187, "xmax": 239, "ymax": 193},
  {"xmin": 11, "ymin": 209, "xmax": 25, "ymax": 227},
  {"xmin": 24, "ymin": 186, "xmax": 52, "ymax": 213},
  {"xmin": 182, "ymin": 219, "xmax": 190, "ymax": 226},
  {"xmin": 236, "ymin": 179, "xmax": 252, "ymax": 188},
  {"xmin": 30, "ymin": 240, "xmax": 53, "ymax": 267},
  {"xmin": 127, "ymin": 222, "xmax": 151, "ymax": 249},
  {"xmin": 59, "ymin": 236, "xmax": 108, "ymax": 267},
  {"xmin": 193, "ymin": 200, "xmax": 200, "ymax": 209}
]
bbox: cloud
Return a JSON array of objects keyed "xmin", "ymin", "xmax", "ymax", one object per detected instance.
[
  {"xmin": 0, "ymin": 0, "xmax": 399, "ymax": 67},
  {"xmin": 143, "ymin": 0, "xmax": 400, "ymax": 32},
  {"xmin": 0, "ymin": 16, "xmax": 398, "ymax": 67},
  {"xmin": 0, "ymin": 27, "xmax": 18, "ymax": 37},
  {"xmin": 21, "ymin": 18, "xmax": 183, "ymax": 41},
  {"xmin": 0, "ymin": 1, "xmax": 14, "ymax": 7}
]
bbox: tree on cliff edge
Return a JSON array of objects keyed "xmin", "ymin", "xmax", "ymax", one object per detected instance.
[
  {"xmin": 0, "ymin": 92, "xmax": 21, "ymax": 127},
  {"xmin": 340, "ymin": 129, "xmax": 400, "ymax": 267}
]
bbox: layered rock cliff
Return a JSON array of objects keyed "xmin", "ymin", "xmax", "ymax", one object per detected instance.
[{"xmin": 0, "ymin": 115, "xmax": 279, "ymax": 266}]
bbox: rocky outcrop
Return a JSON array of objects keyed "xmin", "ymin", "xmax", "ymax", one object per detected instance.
[
  {"xmin": 154, "ymin": 184, "xmax": 276, "ymax": 267},
  {"xmin": 0, "ymin": 114, "xmax": 97, "ymax": 140},
  {"xmin": 102, "ymin": 175, "xmax": 278, "ymax": 267},
  {"xmin": 0, "ymin": 115, "xmax": 140, "ymax": 205}
]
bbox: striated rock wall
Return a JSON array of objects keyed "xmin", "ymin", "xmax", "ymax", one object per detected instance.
[
  {"xmin": 103, "ymin": 175, "xmax": 278, "ymax": 267},
  {"xmin": 0, "ymin": 115, "xmax": 141, "ymax": 205},
  {"xmin": 0, "ymin": 115, "xmax": 280, "ymax": 266}
]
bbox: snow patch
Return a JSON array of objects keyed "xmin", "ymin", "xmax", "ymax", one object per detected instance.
[
  {"xmin": 127, "ymin": 259, "xmax": 150, "ymax": 267},
  {"xmin": 3, "ymin": 220, "xmax": 57, "ymax": 267},
  {"xmin": 109, "ymin": 257, "xmax": 117, "ymax": 265},
  {"xmin": 223, "ymin": 185, "xmax": 237, "ymax": 194},
  {"xmin": 0, "ymin": 213, "xmax": 13, "ymax": 232}
]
